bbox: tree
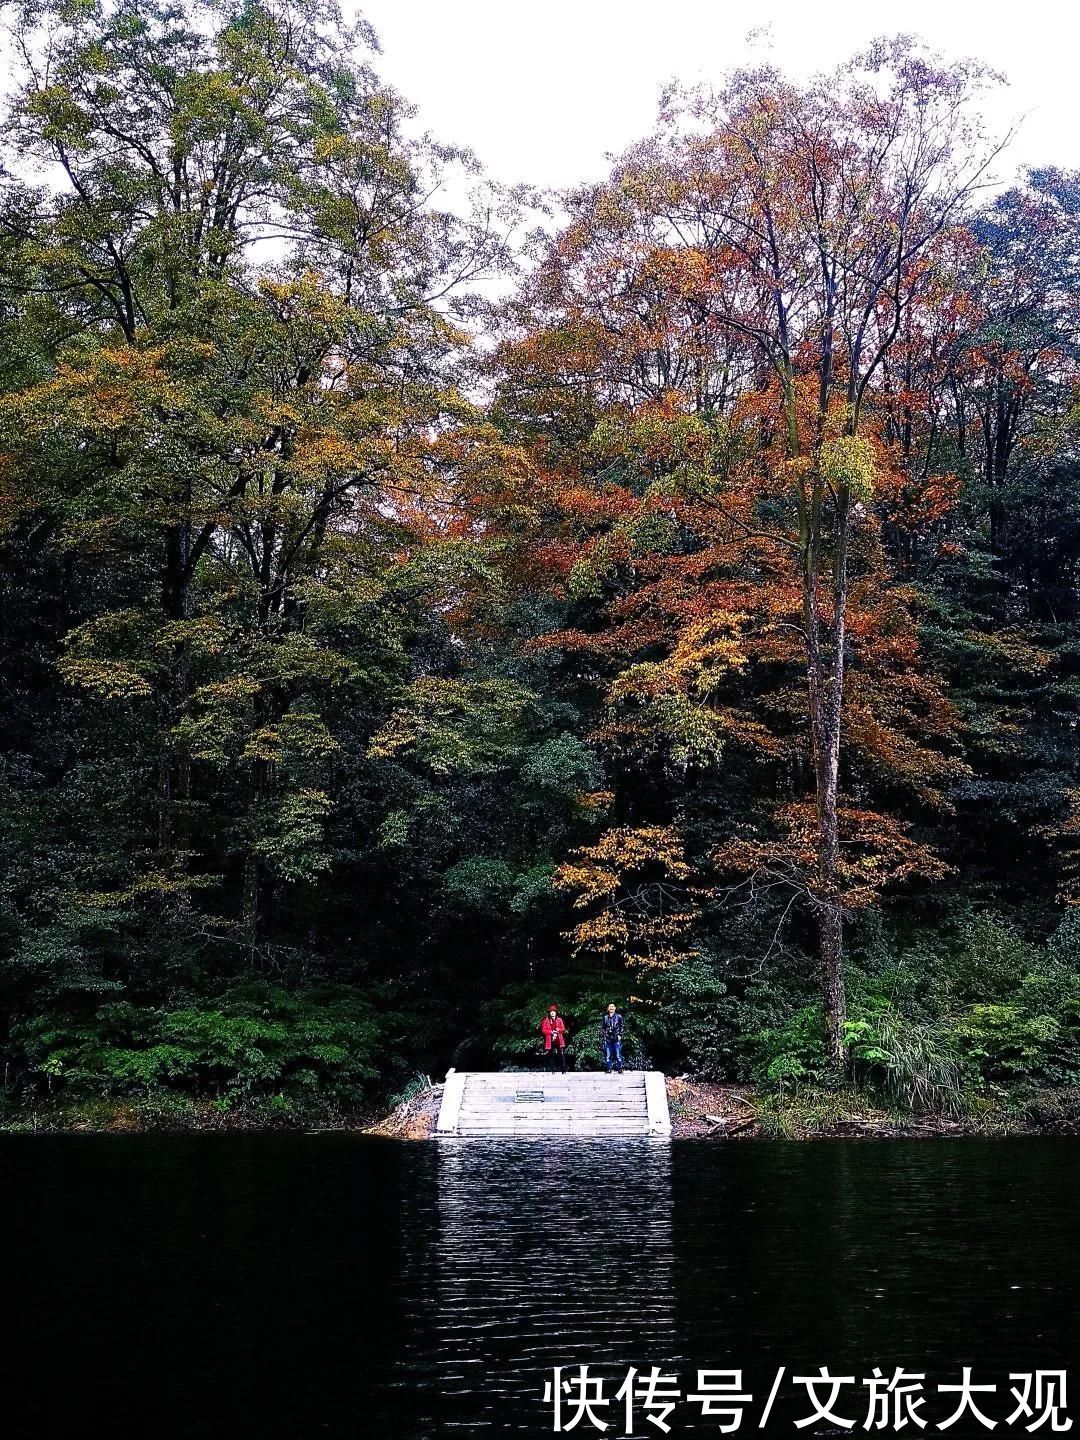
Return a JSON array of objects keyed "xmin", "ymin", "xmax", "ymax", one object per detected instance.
[
  {"xmin": 490, "ymin": 41, "xmax": 999, "ymax": 1066},
  {"xmin": 0, "ymin": 0, "xmax": 511, "ymax": 1060}
]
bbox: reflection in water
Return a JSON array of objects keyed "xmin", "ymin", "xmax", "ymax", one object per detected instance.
[
  {"xmin": 415, "ymin": 1138, "xmax": 677, "ymax": 1431},
  {"xmin": 7, "ymin": 1136, "xmax": 1080, "ymax": 1438}
]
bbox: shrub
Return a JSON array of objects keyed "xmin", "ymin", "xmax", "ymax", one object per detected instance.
[
  {"xmin": 11, "ymin": 981, "xmax": 382, "ymax": 1103},
  {"xmin": 743, "ymin": 1004, "xmax": 831, "ymax": 1090},
  {"xmin": 653, "ymin": 955, "xmax": 737, "ymax": 1079},
  {"xmin": 952, "ymin": 1004, "xmax": 1068, "ymax": 1085},
  {"xmin": 845, "ymin": 1010, "xmax": 966, "ymax": 1116}
]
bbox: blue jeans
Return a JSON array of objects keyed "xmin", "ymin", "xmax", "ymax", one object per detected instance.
[{"xmin": 604, "ymin": 1037, "xmax": 623, "ymax": 1072}]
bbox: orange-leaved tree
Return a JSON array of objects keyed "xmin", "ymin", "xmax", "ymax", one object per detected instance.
[{"xmin": 489, "ymin": 41, "xmax": 995, "ymax": 1066}]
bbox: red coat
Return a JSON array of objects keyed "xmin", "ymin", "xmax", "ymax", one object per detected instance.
[{"xmin": 540, "ymin": 1015, "xmax": 567, "ymax": 1050}]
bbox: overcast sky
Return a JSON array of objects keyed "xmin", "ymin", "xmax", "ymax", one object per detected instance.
[{"xmin": 355, "ymin": 0, "xmax": 1079, "ymax": 190}]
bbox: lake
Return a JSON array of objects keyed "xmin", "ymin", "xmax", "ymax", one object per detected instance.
[{"xmin": 6, "ymin": 1136, "xmax": 1078, "ymax": 1436}]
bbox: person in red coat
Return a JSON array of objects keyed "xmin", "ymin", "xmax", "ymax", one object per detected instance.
[{"xmin": 540, "ymin": 1005, "xmax": 568, "ymax": 1073}]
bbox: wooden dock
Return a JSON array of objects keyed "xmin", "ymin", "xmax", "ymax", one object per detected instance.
[{"xmin": 435, "ymin": 1069, "xmax": 671, "ymax": 1137}]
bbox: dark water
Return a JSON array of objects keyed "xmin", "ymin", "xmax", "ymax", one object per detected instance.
[{"xmin": 5, "ymin": 1136, "xmax": 1079, "ymax": 1437}]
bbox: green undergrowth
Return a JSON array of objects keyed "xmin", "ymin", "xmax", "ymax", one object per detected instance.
[
  {"xmin": 0, "ymin": 1091, "xmax": 370, "ymax": 1134},
  {"xmin": 750, "ymin": 1081, "xmax": 1080, "ymax": 1138}
]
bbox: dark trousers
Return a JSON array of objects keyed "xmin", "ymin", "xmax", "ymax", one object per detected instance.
[
  {"xmin": 603, "ymin": 1037, "xmax": 623, "ymax": 1072},
  {"xmin": 546, "ymin": 1046, "xmax": 566, "ymax": 1073}
]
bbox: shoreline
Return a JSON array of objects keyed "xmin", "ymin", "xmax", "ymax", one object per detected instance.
[{"xmin": 4, "ymin": 1077, "xmax": 1079, "ymax": 1139}]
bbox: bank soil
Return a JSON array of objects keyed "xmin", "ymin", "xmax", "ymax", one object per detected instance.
[
  {"xmin": 363, "ymin": 1080, "xmax": 444, "ymax": 1139},
  {"xmin": 666, "ymin": 1077, "xmax": 761, "ymax": 1138}
]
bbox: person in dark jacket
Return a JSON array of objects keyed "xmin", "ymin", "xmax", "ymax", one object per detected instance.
[
  {"xmin": 601, "ymin": 1003, "xmax": 624, "ymax": 1074},
  {"xmin": 540, "ymin": 1005, "xmax": 568, "ymax": 1072}
]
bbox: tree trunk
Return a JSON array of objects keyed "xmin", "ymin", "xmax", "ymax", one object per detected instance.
[
  {"xmin": 807, "ymin": 639, "xmax": 849, "ymax": 1070},
  {"xmin": 241, "ymin": 848, "xmax": 260, "ymax": 966},
  {"xmin": 821, "ymin": 487, "xmax": 851, "ymax": 1070},
  {"xmin": 803, "ymin": 482, "xmax": 850, "ymax": 1074},
  {"xmin": 160, "ymin": 522, "xmax": 193, "ymax": 852},
  {"xmin": 817, "ymin": 897, "xmax": 847, "ymax": 1068}
]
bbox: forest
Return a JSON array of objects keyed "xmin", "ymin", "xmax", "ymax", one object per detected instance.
[{"xmin": 2, "ymin": 0, "xmax": 1079, "ymax": 1128}]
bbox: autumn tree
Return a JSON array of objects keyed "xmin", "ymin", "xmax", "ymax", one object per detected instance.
[{"xmin": 489, "ymin": 42, "xmax": 1003, "ymax": 1067}]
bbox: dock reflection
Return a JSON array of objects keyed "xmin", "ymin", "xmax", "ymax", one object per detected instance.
[{"xmin": 420, "ymin": 1137, "xmax": 677, "ymax": 1431}]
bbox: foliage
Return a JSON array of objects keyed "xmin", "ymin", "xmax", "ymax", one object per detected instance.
[
  {"xmin": 845, "ymin": 1012, "xmax": 966, "ymax": 1117},
  {"xmin": 0, "ymin": 9, "xmax": 1079, "ymax": 1112},
  {"xmin": 554, "ymin": 825, "xmax": 699, "ymax": 969},
  {"xmin": 469, "ymin": 975, "xmax": 662, "ymax": 1072},
  {"xmin": 741, "ymin": 915, "xmax": 1080, "ymax": 1112},
  {"xmin": 12, "ymin": 984, "xmax": 382, "ymax": 1102}
]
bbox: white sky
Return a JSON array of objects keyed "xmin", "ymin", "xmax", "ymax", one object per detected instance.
[{"xmin": 355, "ymin": 0, "xmax": 1080, "ymax": 190}]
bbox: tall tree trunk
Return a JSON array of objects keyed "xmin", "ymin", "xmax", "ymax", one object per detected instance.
[
  {"xmin": 817, "ymin": 490, "xmax": 851, "ymax": 1071},
  {"xmin": 791, "ymin": 368, "xmax": 850, "ymax": 1073},
  {"xmin": 803, "ymin": 580, "xmax": 849, "ymax": 1070},
  {"xmin": 802, "ymin": 479, "xmax": 850, "ymax": 1072},
  {"xmin": 160, "ymin": 521, "xmax": 193, "ymax": 853},
  {"xmin": 241, "ymin": 846, "xmax": 260, "ymax": 966}
]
